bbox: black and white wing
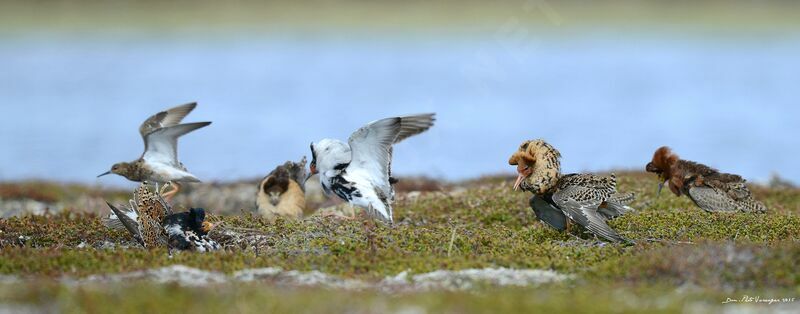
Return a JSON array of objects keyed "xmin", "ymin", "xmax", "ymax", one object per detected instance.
[
  {"xmin": 139, "ymin": 102, "xmax": 198, "ymax": 138},
  {"xmin": 394, "ymin": 113, "xmax": 436, "ymax": 144},
  {"xmin": 141, "ymin": 122, "xmax": 211, "ymax": 167},
  {"xmin": 552, "ymin": 186, "xmax": 630, "ymax": 243}
]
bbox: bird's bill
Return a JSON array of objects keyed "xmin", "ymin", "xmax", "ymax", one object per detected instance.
[
  {"xmin": 201, "ymin": 221, "xmax": 216, "ymax": 233},
  {"xmin": 97, "ymin": 171, "xmax": 112, "ymax": 178},
  {"xmin": 656, "ymin": 179, "xmax": 667, "ymax": 197},
  {"xmin": 513, "ymin": 173, "xmax": 526, "ymax": 191},
  {"xmin": 305, "ymin": 164, "xmax": 318, "ymax": 183}
]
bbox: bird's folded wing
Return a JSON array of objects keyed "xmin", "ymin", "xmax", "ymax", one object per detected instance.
[
  {"xmin": 139, "ymin": 102, "xmax": 198, "ymax": 138},
  {"xmin": 394, "ymin": 113, "xmax": 436, "ymax": 144},
  {"xmin": 347, "ymin": 117, "xmax": 402, "ymax": 194},
  {"xmin": 552, "ymin": 186, "xmax": 628, "ymax": 243},
  {"xmin": 688, "ymin": 186, "xmax": 739, "ymax": 212},
  {"xmin": 141, "ymin": 122, "xmax": 211, "ymax": 166},
  {"xmin": 529, "ymin": 195, "xmax": 567, "ymax": 231}
]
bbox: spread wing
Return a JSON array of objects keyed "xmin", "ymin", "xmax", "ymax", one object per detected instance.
[
  {"xmin": 105, "ymin": 202, "xmax": 144, "ymax": 246},
  {"xmin": 141, "ymin": 122, "xmax": 211, "ymax": 166},
  {"xmin": 552, "ymin": 186, "xmax": 629, "ymax": 243},
  {"xmin": 394, "ymin": 113, "xmax": 436, "ymax": 144},
  {"xmin": 139, "ymin": 102, "xmax": 197, "ymax": 139},
  {"xmin": 347, "ymin": 117, "xmax": 402, "ymax": 195}
]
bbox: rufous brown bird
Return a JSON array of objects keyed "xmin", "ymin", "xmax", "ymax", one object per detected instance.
[{"xmin": 645, "ymin": 146, "xmax": 767, "ymax": 213}]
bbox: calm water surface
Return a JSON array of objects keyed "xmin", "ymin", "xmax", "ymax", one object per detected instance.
[{"xmin": 0, "ymin": 33, "xmax": 798, "ymax": 185}]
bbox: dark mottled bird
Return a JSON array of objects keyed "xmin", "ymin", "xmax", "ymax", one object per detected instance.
[
  {"xmin": 98, "ymin": 102, "xmax": 210, "ymax": 201},
  {"xmin": 105, "ymin": 183, "xmax": 219, "ymax": 252},
  {"xmin": 645, "ymin": 146, "xmax": 767, "ymax": 213},
  {"xmin": 509, "ymin": 139, "xmax": 635, "ymax": 243},
  {"xmin": 307, "ymin": 113, "xmax": 435, "ymax": 223},
  {"xmin": 257, "ymin": 157, "xmax": 308, "ymax": 219}
]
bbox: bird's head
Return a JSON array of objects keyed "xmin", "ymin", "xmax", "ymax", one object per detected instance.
[
  {"xmin": 188, "ymin": 208, "xmax": 216, "ymax": 235},
  {"xmin": 645, "ymin": 146, "xmax": 679, "ymax": 196},
  {"xmin": 508, "ymin": 140, "xmax": 562, "ymax": 194},
  {"xmin": 307, "ymin": 139, "xmax": 350, "ymax": 182},
  {"xmin": 261, "ymin": 168, "xmax": 290, "ymax": 206},
  {"xmin": 509, "ymin": 149, "xmax": 536, "ymax": 191},
  {"xmin": 98, "ymin": 162, "xmax": 133, "ymax": 179}
]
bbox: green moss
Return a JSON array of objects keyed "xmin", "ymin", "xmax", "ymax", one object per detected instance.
[{"xmin": 0, "ymin": 173, "xmax": 798, "ymax": 311}]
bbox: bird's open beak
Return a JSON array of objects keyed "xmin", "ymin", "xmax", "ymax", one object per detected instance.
[
  {"xmin": 513, "ymin": 173, "xmax": 526, "ymax": 191},
  {"xmin": 97, "ymin": 171, "xmax": 111, "ymax": 178},
  {"xmin": 305, "ymin": 165, "xmax": 318, "ymax": 183}
]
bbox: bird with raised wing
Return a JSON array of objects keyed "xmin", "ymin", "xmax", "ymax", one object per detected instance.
[
  {"xmin": 509, "ymin": 139, "xmax": 636, "ymax": 243},
  {"xmin": 307, "ymin": 113, "xmax": 436, "ymax": 223},
  {"xmin": 98, "ymin": 102, "xmax": 210, "ymax": 201},
  {"xmin": 645, "ymin": 146, "xmax": 767, "ymax": 213}
]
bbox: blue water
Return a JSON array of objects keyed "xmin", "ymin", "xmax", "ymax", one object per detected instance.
[{"xmin": 1, "ymin": 33, "xmax": 798, "ymax": 185}]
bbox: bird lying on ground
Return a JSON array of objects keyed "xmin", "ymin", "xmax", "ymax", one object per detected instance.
[
  {"xmin": 104, "ymin": 183, "xmax": 219, "ymax": 252},
  {"xmin": 645, "ymin": 146, "xmax": 767, "ymax": 213}
]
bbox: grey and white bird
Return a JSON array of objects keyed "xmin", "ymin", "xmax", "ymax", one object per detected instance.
[
  {"xmin": 97, "ymin": 102, "xmax": 210, "ymax": 201},
  {"xmin": 307, "ymin": 113, "xmax": 436, "ymax": 223}
]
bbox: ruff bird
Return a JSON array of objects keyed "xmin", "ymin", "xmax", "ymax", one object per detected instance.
[
  {"xmin": 257, "ymin": 157, "xmax": 308, "ymax": 219},
  {"xmin": 509, "ymin": 140, "xmax": 635, "ymax": 243},
  {"xmin": 98, "ymin": 102, "xmax": 210, "ymax": 201},
  {"xmin": 307, "ymin": 113, "xmax": 436, "ymax": 223},
  {"xmin": 105, "ymin": 183, "xmax": 219, "ymax": 252},
  {"xmin": 645, "ymin": 146, "xmax": 767, "ymax": 213}
]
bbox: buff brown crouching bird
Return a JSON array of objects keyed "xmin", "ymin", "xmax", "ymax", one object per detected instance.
[
  {"xmin": 645, "ymin": 146, "xmax": 767, "ymax": 213},
  {"xmin": 257, "ymin": 157, "xmax": 308, "ymax": 219},
  {"xmin": 509, "ymin": 140, "xmax": 636, "ymax": 243}
]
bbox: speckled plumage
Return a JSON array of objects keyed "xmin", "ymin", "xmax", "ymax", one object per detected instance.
[
  {"xmin": 646, "ymin": 146, "xmax": 767, "ymax": 213},
  {"xmin": 105, "ymin": 183, "xmax": 220, "ymax": 251},
  {"xmin": 509, "ymin": 140, "xmax": 635, "ymax": 243}
]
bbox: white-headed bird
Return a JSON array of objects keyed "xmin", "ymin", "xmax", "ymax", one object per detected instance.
[{"xmin": 307, "ymin": 114, "xmax": 435, "ymax": 223}]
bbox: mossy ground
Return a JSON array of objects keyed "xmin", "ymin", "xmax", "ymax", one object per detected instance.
[{"xmin": 0, "ymin": 172, "xmax": 798, "ymax": 313}]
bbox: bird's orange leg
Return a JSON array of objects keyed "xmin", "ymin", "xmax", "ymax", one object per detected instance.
[{"xmin": 162, "ymin": 182, "xmax": 181, "ymax": 202}]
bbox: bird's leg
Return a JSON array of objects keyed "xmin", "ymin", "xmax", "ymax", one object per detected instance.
[
  {"xmin": 158, "ymin": 181, "xmax": 171, "ymax": 195},
  {"xmin": 162, "ymin": 182, "xmax": 182, "ymax": 202},
  {"xmin": 364, "ymin": 206, "xmax": 377, "ymax": 258},
  {"xmin": 348, "ymin": 204, "xmax": 358, "ymax": 220},
  {"xmin": 565, "ymin": 219, "xmax": 572, "ymax": 235}
]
